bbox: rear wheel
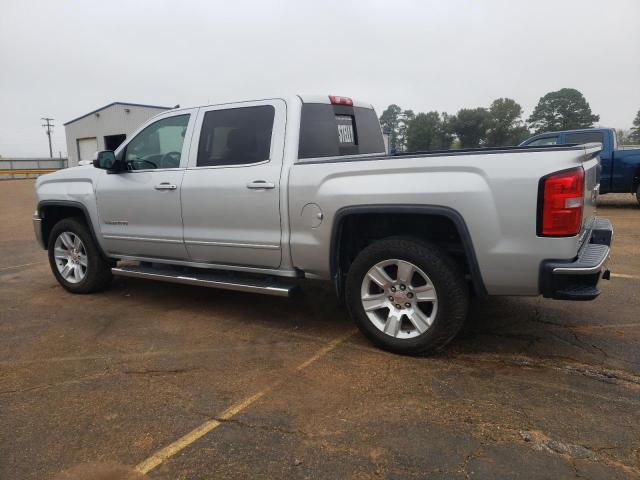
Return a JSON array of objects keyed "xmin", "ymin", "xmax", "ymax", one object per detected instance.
[
  {"xmin": 48, "ymin": 218, "xmax": 113, "ymax": 293},
  {"xmin": 345, "ymin": 237, "xmax": 469, "ymax": 355}
]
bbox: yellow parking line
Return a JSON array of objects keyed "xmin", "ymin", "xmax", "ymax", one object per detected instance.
[
  {"xmin": 134, "ymin": 329, "xmax": 355, "ymax": 475},
  {"xmin": 0, "ymin": 169, "xmax": 57, "ymax": 175},
  {"xmin": 611, "ymin": 273, "xmax": 640, "ymax": 280}
]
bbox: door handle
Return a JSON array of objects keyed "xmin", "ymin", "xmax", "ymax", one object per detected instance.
[
  {"xmin": 154, "ymin": 183, "xmax": 177, "ymax": 190},
  {"xmin": 246, "ymin": 180, "xmax": 275, "ymax": 189}
]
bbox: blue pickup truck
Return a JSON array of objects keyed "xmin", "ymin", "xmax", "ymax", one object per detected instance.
[{"xmin": 521, "ymin": 128, "xmax": 640, "ymax": 205}]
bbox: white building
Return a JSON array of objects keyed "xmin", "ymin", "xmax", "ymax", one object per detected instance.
[{"xmin": 64, "ymin": 102, "xmax": 171, "ymax": 166}]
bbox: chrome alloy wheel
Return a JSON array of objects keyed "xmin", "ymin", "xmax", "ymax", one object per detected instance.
[
  {"xmin": 53, "ymin": 231, "xmax": 88, "ymax": 284},
  {"xmin": 360, "ymin": 259, "xmax": 438, "ymax": 339}
]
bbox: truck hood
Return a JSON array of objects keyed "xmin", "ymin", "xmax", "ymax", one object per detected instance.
[
  {"xmin": 36, "ymin": 164, "xmax": 99, "ymax": 187},
  {"xmin": 35, "ymin": 165, "xmax": 101, "ymax": 203}
]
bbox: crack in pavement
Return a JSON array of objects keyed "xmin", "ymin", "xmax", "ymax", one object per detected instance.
[
  {"xmin": 121, "ymin": 367, "xmax": 204, "ymax": 376},
  {"xmin": 519, "ymin": 430, "xmax": 640, "ymax": 477},
  {"xmin": 453, "ymin": 353, "xmax": 640, "ymax": 390},
  {"xmin": 426, "ymin": 405, "xmax": 639, "ymax": 477}
]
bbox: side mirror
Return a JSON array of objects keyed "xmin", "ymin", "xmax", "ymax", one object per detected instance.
[{"xmin": 93, "ymin": 150, "xmax": 118, "ymax": 170}]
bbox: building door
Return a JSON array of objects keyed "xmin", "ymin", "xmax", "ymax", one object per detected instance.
[
  {"xmin": 77, "ymin": 137, "xmax": 98, "ymax": 162},
  {"xmin": 104, "ymin": 134, "xmax": 127, "ymax": 151}
]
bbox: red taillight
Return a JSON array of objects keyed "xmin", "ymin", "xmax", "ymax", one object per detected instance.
[
  {"xmin": 329, "ymin": 95, "xmax": 353, "ymax": 106},
  {"xmin": 539, "ymin": 167, "xmax": 585, "ymax": 236}
]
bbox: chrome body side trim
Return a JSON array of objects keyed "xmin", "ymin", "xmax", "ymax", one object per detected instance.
[
  {"xmin": 184, "ymin": 240, "xmax": 280, "ymax": 250},
  {"xmin": 102, "ymin": 235, "xmax": 183, "ymax": 244}
]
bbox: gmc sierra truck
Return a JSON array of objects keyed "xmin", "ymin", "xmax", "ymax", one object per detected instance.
[
  {"xmin": 33, "ymin": 95, "xmax": 613, "ymax": 354},
  {"xmin": 521, "ymin": 128, "xmax": 640, "ymax": 205}
]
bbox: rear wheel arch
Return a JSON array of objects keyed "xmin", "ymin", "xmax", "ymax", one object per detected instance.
[
  {"xmin": 345, "ymin": 236, "xmax": 469, "ymax": 354},
  {"xmin": 330, "ymin": 205, "xmax": 487, "ymax": 298}
]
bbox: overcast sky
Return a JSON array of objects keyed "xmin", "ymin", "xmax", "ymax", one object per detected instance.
[{"xmin": 1, "ymin": 0, "xmax": 639, "ymax": 157}]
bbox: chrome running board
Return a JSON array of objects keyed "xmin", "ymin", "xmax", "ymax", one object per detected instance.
[{"xmin": 112, "ymin": 264, "xmax": 297, "ymax": 297}]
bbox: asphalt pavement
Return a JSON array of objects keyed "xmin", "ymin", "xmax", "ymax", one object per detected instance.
[{"xmin": 1, "ymin": 179, "xmax": 639, "ymax": 479}]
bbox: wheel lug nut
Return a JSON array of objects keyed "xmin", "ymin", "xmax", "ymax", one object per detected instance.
[
  {"xmin": 390, "ymin": 286, "xmax": 396, "ymax": 292},
  {"xmin": 395, "ymin": 304, "xmax": 402, "ymax": 309},
  {"xmin": 407, "ymin": 292, "xmax": 414, "ymax": 298},
  {"xmin": 400, "ymin": 284, "xmax": 406, "ymax": 290},
  {"xmin": 388, "ymin": 296, "xmax": 394, "ymax": 301},
  {"xmin": 405, "ymin": 302, "xmax": 411, "ymax": 308}
]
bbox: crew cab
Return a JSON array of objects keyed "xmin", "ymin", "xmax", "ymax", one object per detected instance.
[
  {"xmin": 33, "ymin": 95, "xmax": 613, "ymax": 354},
  {"xmin": 521, "ymin": 128, "xmax": 640, "ymax": 205}
]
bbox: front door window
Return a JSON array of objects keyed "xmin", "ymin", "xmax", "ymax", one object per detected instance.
[{"xmin": 124, "ymin": 114, "xmax": 190, "ymax": 170}]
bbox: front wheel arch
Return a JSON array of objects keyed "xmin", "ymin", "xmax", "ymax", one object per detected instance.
[
  {"xmin": 39, "ymin": 201, "xmax": 108, "ymax": 259},
  {"xmin": 47, "ymin": 217, "xmax": 113, "ymax": 293}
]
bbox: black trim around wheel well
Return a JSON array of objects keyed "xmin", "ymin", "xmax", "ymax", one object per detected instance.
[
  {"xmin": 632, "ymin": 166, "xmax": 640, "ymax": 193},
  {"xmin": 329, "ymin": 205, "xmax": 487, "ymax": 298},
  {"xmin": 37, "ymin": 200, "xmax": 109, "ymax": 259}
]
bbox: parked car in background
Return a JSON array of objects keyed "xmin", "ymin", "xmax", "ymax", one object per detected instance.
[
  {"xmin": 33, "ymin": 95, "xmax": 613, "ymax": 354},
  {"xmin": 521, "ymin": 128, "xmax": 640, "ymax": 205}
]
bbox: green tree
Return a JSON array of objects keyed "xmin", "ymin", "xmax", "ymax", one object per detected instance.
[
  {"xmin": 451, "ymin": 108, "xmax": 489, "ymax": 148},
  {"xmin": 615, "ymin": 129, "xmax": 630, "ymax": 146},
  {"xmin": 528, "ymin": 88, "xmax": 599, "ymax": 133},
  {"xmin": 379, "ymin": 104, "xmax": 402, "ymax": 152},
  {"xmin": 397, "ymin": 109, "xmax": 415, "ymax": 151},
  {"xmin": 406, "ymin": 112, "xmax": 455, "ymax": 152},
  {"xmin": 630, "ymin": 110, "xmax": 640, "ymax": 143},
  {"xmin": 436, "ymin": 112, "xmax": 455, "ymax": 150},
  {"xmin": 486, "ymin": 98, "xmax": 529, "ymax": 146}
]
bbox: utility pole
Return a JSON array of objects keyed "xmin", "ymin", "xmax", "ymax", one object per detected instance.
[{"xmin": 41, "ymin": 117, "xmax": 54, "ymax": 158}]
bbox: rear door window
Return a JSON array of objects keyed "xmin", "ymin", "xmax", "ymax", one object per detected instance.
[
  {"xmin": 197, "ymin": 106, "xmax": 275, "ymax": 167},
  {"xmin": 298, "ymin": 104, "xmax": 385, "ymax": 159},
  {"xmin": 564, "ymin": 132, "xmax": 604, "ymax": 145}
]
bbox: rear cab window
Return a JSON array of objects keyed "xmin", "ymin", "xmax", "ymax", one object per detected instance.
[
  {"xmin": 298, "ymin": 102, "xmax": 385, "ymax": 160},
  {"xmin": 526, "ymin": 136, "xmax": 559, "ymax": 147},
  {"xmin": 564, "ymin": 131, "xmax": 604, "ymax": 146}
]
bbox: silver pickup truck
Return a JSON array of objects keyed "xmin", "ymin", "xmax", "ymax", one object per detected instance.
[{"xmin": 33, "ymin": 94, "xmax": 613, "ymax": 354}]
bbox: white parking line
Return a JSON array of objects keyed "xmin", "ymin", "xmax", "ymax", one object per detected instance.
[
  {"xmin": 0, "ymin": 261, "xmax": 45, "ymax": 271},
  {"xmin": 611, "ymin": 273, "xmax": 640, "ymax": 280}
]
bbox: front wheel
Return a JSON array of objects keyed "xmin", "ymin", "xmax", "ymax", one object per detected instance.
[
  {"xmin": 48, "ymin": 218, "xmax": 113, "ymax": 293},
  {"xmin": 345, "ymin": 237, "xmax": 469, "ymax": 355}
]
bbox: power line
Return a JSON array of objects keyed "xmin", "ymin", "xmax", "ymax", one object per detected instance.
[{"xmin": 41, "ymin": 117, "xmax": 54, "ymax": 158}]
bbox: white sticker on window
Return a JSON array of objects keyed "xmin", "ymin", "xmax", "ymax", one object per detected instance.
[{"xmin": 336, "ymin": 115, "xmax": 355, "ymax": 145}]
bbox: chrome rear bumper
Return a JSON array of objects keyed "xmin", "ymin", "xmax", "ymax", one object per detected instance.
[{"xmin": 540, "ymin": 217, "xmax": 612, "ymax": 300}]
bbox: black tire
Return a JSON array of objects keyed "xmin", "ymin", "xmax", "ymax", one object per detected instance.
[
  {"xmin": 47, "ymin": 217, "xmax": 113, "ymax": 293},
  {"xmin": 345, "ymin": 237, "xmax": 469, "ymax": 355},
  {"xmin": 636, "ymin": 185, "xmax": 640, "ymax": 207}
]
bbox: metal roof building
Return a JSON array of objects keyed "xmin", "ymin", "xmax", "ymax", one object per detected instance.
[{"xmin": 64, "ymin": 102, "xmax": 171, "ymax": 166}]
